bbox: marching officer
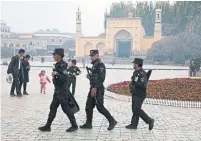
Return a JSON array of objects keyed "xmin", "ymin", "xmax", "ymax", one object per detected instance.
[
  {"xmin": 38, "ymin": 48, "xmax": 78, "ymax": 132},
  {"xmin": 126, "ymin": 58, "xmax": 154, "ymax": 130},
  {"xmin": 67, "ymin": 59, "xmax": 81, "ymax": 96},
  {"xmin": 80, "ymin": 50, "xmax": 117, "ymax": 130}
]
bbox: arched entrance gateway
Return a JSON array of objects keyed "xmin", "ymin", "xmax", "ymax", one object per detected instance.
[
  {"xmin": 84, "ymin": 42, "xmax": 93, "ymax": 56},
  {"xmin": 96, "ymin": 42, "xmax": 105, "ymax": 56},
  {"xmin": 114, "ymin": 30, "xmax": 132, "ymax": 57}
]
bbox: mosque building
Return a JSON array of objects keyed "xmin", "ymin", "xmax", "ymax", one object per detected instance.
[{"xmin": 75, "ymin": 8, "xmax": 162, "ymax": 57}]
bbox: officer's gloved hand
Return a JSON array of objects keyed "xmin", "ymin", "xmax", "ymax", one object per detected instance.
[{"xmin": 52, "ymin": 71, "xmax": 57, "ymax": 77}]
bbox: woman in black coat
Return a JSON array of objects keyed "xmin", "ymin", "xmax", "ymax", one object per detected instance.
[{"xmin": 21, "ymin": 55, "xmax": 31, "ymax": 95}]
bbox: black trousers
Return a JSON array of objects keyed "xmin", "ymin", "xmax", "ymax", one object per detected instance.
[
  {"xmin": 67, "ymin": 78, "xmax": 76, "ymax": 96},
  {"xmin": 48, "ymin": 92, "xmax": 77, "ymax": 125},
  {"xmin": 131, "ymin": 96, "xmax": 151, "ymax": 126},
  {"xmin": 11, "ymin": 70, "xmax": 23, "ymax": 94},
  {"xmin": 85, "ymin": 86, "xmax": 114, "ymax": 124},
  {"xmin": 20, "ymin": 82, "xmax": 27, "ymax": 92}
]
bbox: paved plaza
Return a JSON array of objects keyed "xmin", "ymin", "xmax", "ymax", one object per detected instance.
[{"xmin": 1, "ymin": 66, "xmax": 201, "ymax": 141}]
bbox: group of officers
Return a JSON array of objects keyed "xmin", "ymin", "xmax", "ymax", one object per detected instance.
[{"xmin": 36, "ymin": 48, "xmax": 154, "ymax": 132}]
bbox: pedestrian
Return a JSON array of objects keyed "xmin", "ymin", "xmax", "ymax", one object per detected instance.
[
  {"xmin": 41, "ymin": 57, "xmax": 45, "ymax": 63},
  {"xmin": 67, "ymin": 59, "xmax": 81, "ymax": 96},
  {"xmin": 189, "ymin": 60, "xmax": 196, "ymax": 77},
  {"xmin": 80, "ymin": 50, "xmax": 117, "ymax": 130},
  {"xmin": 67, "ymin": 59, "xmax": 72, "ymax": 69},
  {"xmin": 7, "ymin": 49, "xmax": 25, "ymax": 97},
  {"xmin": 125, "ymin": 58, "xmax": 154, "ymax": 130},
  {"xmin": 38, "ymin": 70, "xmax": 51, "ymax": 94},
  {"xmin": 82, "ymin": 59, "xmax": 85, "ymax": 68},
  {"xmin": 38, "ymin": 48, "xmax": 78, "ymax": 132},
  {"xmin": 21, "ymin": 54, "xmax": 31, "ymax": 95}
]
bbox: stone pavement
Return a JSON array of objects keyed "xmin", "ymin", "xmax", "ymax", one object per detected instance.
[{"xmin": 1, "ymin": 67, "xmax": 201, "ymax": 141}]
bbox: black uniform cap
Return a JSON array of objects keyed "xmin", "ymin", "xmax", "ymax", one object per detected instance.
[
  {"xmin": 132, "ymin": 58, "xmax": 143, "ymax": 65},
  {"xmin": 52, "ymin": 48, "xmax": 64, "ymax": 56},
  {"xmin": 89, "ymin": 50, "xmax": 99, "ymax": 56}
]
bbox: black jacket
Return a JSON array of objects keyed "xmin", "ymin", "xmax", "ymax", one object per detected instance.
[
  {"xmin": 53, "ymin": 59, "xmax": 68, "ymax": 92},
  {"xmin": 7, "ymin": 55, "xmax": 23, "ymax": 74},
  {"xmin": 68, "ymin": 66, "xmax": 81, "ymax": 79},
  {"xmin": 130, "ymin": 68, "xmax": 147, "ymax": 98},
  {"xmin": 22, "ymin": 59, "xmax": 30, "ymax": 82},
  {"xmin": 90, "ymin": 59, "xmax": 106, "ymax": 89}
]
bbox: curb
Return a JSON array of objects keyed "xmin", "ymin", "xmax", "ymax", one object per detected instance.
[{"xmin": 105, "ymin": 91, "xmax": 201, "ymax": 108}]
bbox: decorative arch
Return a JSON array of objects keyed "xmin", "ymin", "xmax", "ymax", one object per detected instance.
[
  {"xmin": 114, "ymin": 29, "xmax": 133, "ymax": 57},
  {"xmin": 84, "ymin": 42, "xmax": 93, "ymax": 56},
  {"xmin": 16, "ymin": 43, "xmax": 20, "ymax": 47},
  {"xmin": 9, "ymin": 43, "xmax": 14, "ymax": 48},
  {"xmin": 22, "ymin": 44, "xmax": 27, "ymax": 48},
  {"xmin": 96, "ymin": 42, "xmax": 105, "ymax": 56},
  {"xmin": 3, "ymin": 43, "xmax": 8, "ymax": 47},
  {"xmin": 22, "ymin": 44, "xmax": 27, "ymax": 50},
  {"xmin": 115, "ymin": 29, "xmax": 132, "ymax": 40}
]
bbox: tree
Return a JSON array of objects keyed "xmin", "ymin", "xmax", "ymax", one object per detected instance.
[{"xmin": 147, "ymin": 32, "xmax": 201, "ymax": 63}]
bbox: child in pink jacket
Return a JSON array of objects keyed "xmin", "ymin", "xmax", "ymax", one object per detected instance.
[{"xmin": 38, "ymin": 70, "xmax": 51, "ymax": 94}]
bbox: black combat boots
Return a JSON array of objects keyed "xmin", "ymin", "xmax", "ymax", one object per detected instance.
[
  {"xmin": 38, "ymin": 119, "xmax": 52, "ymax": 131},
  {"xmin": 107, "ymin": 119, "xmax": 117, "ymax": 130},
  {"xmin": 66, "ymin": 122, "xmax": 78, "ymax": 132},
  {"xmin": 125, "ymin": 124, "xmax": 137, "ymax": 129},
  {"xmin": 38, "ymin": 125, "xmax": 51, "ymax": 131},
  {"xmin": 80, "ymin": 122, "xmax": 92, "ymax": 129},
  {"xmin": 148, "ymin": 119, "xmax": 155, "ymax": 130}
]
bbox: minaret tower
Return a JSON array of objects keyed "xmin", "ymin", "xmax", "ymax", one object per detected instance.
[
  {"xmin": 75, "ymin": 7, "xmax": 82, "ymax": 57},
  {"xmin": 154, "ymin": 9, "xmax": 162, "ymax": 39},
  {"xmin": 76, "ymin": 7, "xmax": 82, "ymax": 35}
]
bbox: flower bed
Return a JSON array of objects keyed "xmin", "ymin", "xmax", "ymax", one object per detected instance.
[{"xmin": 107, "ymin": 78, "xmax": 201, "ymax": 101}]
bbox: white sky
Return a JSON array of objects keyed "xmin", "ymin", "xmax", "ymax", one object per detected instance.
[
  {"xmin": 1, "ymin": 0, "xmax": 119, "ymax": 36},
  {"xmin": 1, "ymin": 0, "xmax": 167, "ymax": 36}
]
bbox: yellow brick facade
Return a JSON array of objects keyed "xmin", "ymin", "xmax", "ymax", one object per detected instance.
[{"xmin": 75, "ymin": 8, "xmax": 162, "ymax": 57}]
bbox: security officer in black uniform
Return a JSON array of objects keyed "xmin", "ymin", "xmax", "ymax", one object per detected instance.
[
  {"xmin": 38, "ymin": 48, "xmax": 78, "ymax": 132},
  {"xmin": 125, "ymin": 58, "xmax": 154, "ymax": 130},
  {"xmin": 67, "ymin": 59, "xmax": 81, "ymax": 96},
  {"xmin": 80, "ymin": 50, "xmax": 117, "ymax": 130}
]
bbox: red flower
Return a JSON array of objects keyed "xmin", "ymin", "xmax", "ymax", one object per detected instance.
[{"xmin": 107, "ymin": 78, "xmax": 201, "ymax": 101}]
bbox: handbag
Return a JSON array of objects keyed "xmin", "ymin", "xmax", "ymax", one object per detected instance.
[{"xmin": 6, "ymin": 74, "xmax": 13, "ymax": 84}]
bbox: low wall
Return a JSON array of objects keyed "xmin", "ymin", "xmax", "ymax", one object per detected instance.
[{"xmin": 105, "ymin": 91, "xmax": 201, "ymax": 108}]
